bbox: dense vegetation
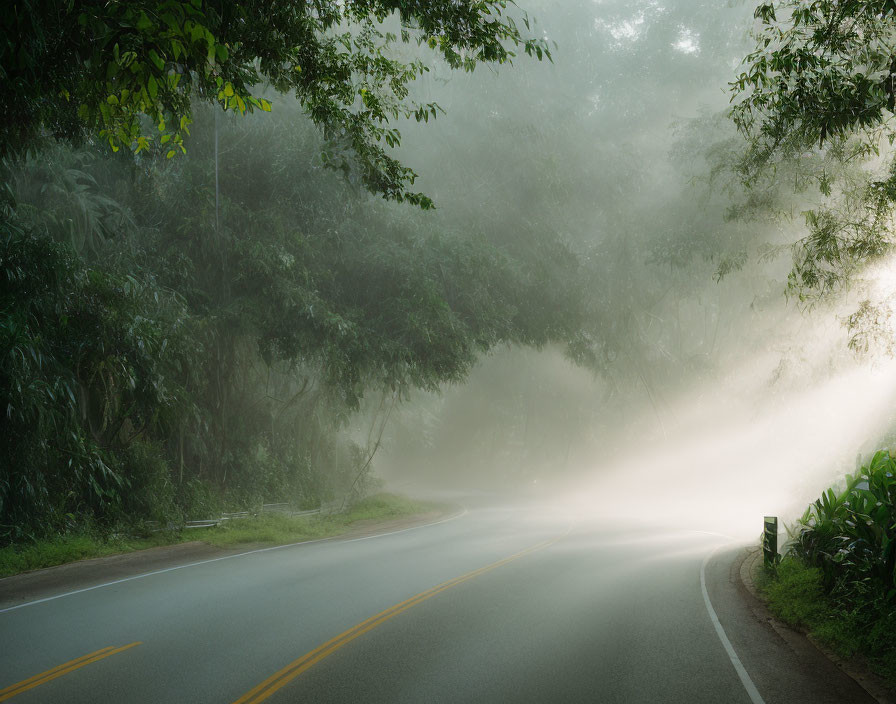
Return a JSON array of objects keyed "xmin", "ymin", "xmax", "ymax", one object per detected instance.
[
  {"xmin": 2, "ymin": 0, "xmax": 550, "ymax": 205},
  {"xmin": 0, "ymin": 1, "xmax": 578, "ymax": 544},
  {"xmin": 730, "ymin": 0, "xmax": 896, "ymax": 313},
  {"xmin": 762, "ymin": 452, "xmax": 896, "ymax": 684},
  {"xmin": 7, "ymin": 0, "xmax": 896, "ymax": 564},
  {"xmin": 729, "ymin": 3, "xmax": 896, "ymax": 679}
]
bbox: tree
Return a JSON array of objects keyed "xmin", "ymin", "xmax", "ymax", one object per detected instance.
[
  {"xmin": 0, "ymin": 1, "xmax": 568, "ymax": 539},
  {"xmin": 1, "ymin": 0, "xmax": 550, "ymax": 207},
  {"xmin": 731, "ymin": 1, "xmax": 896, "ymax": 302},
  {"xmin": 732, "ymin": 1, "xmax": 896, "ymax": 154}
]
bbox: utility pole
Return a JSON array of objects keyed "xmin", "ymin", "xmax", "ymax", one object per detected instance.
[{"xmin": 214, "ymin": 107, "xmax": 220, "ymax": 236}]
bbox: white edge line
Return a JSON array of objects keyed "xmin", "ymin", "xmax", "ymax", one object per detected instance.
[
  {"xmin": 0, "ymin": 507, "xmax": 469, "ymax": 614},
  {"xmin": 700, "ymin": 545, "xmax": 766, "ymax": 704},
  {"xmin": 342, "ymin": 508, "xmax": 469, "ymax": 543}
]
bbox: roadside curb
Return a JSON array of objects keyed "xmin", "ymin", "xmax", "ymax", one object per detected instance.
[{"xmin": 738, "ymin": 547, "xmax": 893, "ymax": 704}]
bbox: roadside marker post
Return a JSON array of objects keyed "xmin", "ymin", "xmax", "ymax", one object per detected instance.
[{"xmin": 762, "ymin": 516, "xmax": 778, "ymax": 573}]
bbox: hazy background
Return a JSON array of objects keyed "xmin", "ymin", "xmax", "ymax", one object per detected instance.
[{"xmin": 356, "ymin": 0, "xmax": 896, "ymax": 537}]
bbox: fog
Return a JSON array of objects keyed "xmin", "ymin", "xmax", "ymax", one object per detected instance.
[
  {"xmin": 10, "ymin": 4, "xmax": 896, "ymax": 697},
  {"xmin": 8, "ymin": 0, "xmax": 896, "ymax": 542},
  {"xmin": 369, "ymin": 0, "xmax": 896, "ymax": 538}
]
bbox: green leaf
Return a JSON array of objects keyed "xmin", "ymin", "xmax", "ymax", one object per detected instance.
[{"xmin": 148, "ymin": 49, "xmax": 164, "ymax": 71}]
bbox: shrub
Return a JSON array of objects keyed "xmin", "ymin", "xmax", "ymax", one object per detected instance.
[{"xmin": 791, "ymin": 450, "xmax": 896, "ymax": 608}]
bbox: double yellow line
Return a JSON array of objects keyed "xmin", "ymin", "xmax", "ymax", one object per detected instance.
[
  {"xmin": 233, "ymin": 538, "xmax": 557, "ymax": 704},
  {"xmin": 0, "ymin": 642, "xmax": 141, "ymax": 702}
]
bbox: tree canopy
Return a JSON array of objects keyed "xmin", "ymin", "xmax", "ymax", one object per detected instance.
[
  {"xmin": 0, "ymin": 2, "xmax": 570, "ymax": 541},
  {"xmin": 2, "ymin": 0, "xmax": 550, "ymax": 207},
  {"xmin": 731, "ymin": 0, "xmax": 896, "ymax": 301},
  {"xmin": 733, "ymin": 1, "xmax": 896, "ymax": 152}
]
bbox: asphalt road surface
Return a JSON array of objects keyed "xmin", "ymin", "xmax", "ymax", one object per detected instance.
[{"xmin": 0, "ymin": 501, "xmax": 876, "ymax": 703}]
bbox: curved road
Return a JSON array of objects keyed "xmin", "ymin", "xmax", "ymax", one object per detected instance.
[{"xmin": 0, "ymin": 502, "xmax": 875, "ymax": 703}]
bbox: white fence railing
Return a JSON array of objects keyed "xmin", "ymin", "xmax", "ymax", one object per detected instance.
[{"xmin": 147, "ymin": 502, "xmax": 339, "ymax": 532}]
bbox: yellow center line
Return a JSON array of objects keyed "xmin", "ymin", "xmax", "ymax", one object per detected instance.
[
  {"xmin": 232, "ymin": 537, "xmax": 558, "ymax": 704},
  {"xmin": 0, "ymin": 642, "xmax": 142, "ymax": 702},
  {"xmin": 0, "ymin": 647, "xmax": 116, "ymax": 698}
]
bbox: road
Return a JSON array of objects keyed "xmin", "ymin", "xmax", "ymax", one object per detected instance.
[{"xmin": 0, "ymin": 501, "xmax": 876, "ymax": 703}]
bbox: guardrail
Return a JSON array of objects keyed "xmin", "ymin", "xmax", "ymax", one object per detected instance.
[{"xmin": 147, "ymin": 501, "xmax": 337, "ymax": 532}]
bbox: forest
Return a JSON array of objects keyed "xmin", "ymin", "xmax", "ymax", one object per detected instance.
[
  {"xmin": 8, "ymin": 0, "xmax": 896, "ymax": 696},
  {"xmin": 2, "ymin": 1, "xmax": 585, "ymax": 542},
  {"xmin": 5, "ymin": 0, "xmax": 896, "ymax": 554}
]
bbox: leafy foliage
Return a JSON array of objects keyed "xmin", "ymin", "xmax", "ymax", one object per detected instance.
[
  {"xmin": 1, "ymin": 0, "xmax": 551, "ymax": 206},
  {"xmin": 766, "ymin": 455, "xmax": 896, "ymax": 686},
  {"xmin": 0, "ymin": 217, "xmax": 194, "ymax": 541},
  {"xmin": 732, "ymin": 1, "xmax": 896, "ymax": 154},
  {"xmin": 0, "ymin": 93, "xmax": 588, "ymax": 542},
  {"xmin": 731, "ymin": 1, "xmax": 896, "ymax": 306},
  {"xmin": 790, "ymin": 450, "xmax": 896, "ymax": 608},
  {"xmin": 0, "ymin": 0, "xmax": 576, "ymax": 545}
]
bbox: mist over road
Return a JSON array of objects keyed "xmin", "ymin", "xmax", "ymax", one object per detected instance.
[{"xmin": 0, "ymin": 501, "xmax": 872, "ymax": 703}]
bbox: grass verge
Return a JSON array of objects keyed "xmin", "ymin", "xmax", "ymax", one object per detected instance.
[
  {"xmin": 757, "ymin": 556, "xmax": 896, "ymax": 689},
  {"xmin": 0, "ymin": 493, "xmax": 448, "ymax": 578}
]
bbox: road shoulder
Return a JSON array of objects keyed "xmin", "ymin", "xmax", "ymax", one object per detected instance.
[
  {"xmin": 0, "ymin": 508, "xmax": 457, "ymax": 611},
  {"xmin": 737, "ymin": 547, "xmax": 894, "ymax": 704},
  {"xmin": 705, "ymin": 545, "xmax": 878, "ymax": 704}
]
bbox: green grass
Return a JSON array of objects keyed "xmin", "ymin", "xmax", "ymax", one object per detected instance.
[
  {"xmin": 758, "ymin": 556, "xmax": 896, "ymax": 688},
  {"xmin": 0, "ymin": 532, "xmax": 183, "ymax": 578},
  {"xmin": 0, "ymin": 493, "xmax": 447, "ymax": 578},
  {"xmin": 201, "ymin": 494, "xmax": 444, "ymax": 548}
]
